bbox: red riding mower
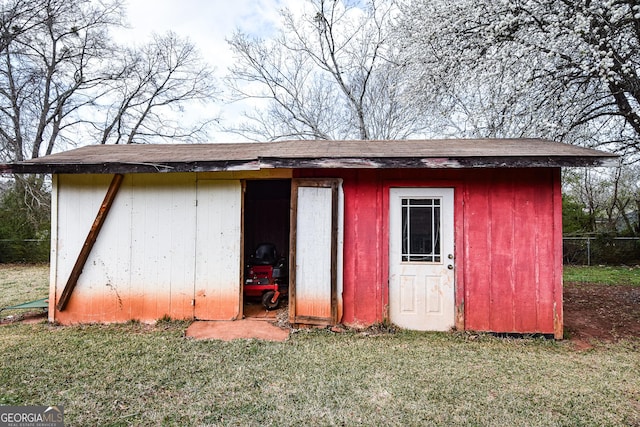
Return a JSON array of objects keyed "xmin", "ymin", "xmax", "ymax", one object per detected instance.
[{"xmin": 244, "ymin": 243, "xmax": 288, "ymax": 310}]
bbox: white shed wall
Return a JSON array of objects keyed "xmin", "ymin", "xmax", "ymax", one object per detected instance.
[{"xmin": 51, "ymin": 173, "xmax": 242, "ymax": 323}]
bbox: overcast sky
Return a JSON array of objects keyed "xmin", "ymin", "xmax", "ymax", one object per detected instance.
[
  {"xmin": 115, "ymin": 0, "xmax": 300, "ymax": 141},
  {"xmin": 121, "ymin": 0, "xmax": 295, "ymax": 70}
]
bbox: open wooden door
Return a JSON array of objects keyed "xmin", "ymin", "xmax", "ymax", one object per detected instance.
[{"xmin": 289, "ymin": 179, "xmax": 342, "ymax": 325}]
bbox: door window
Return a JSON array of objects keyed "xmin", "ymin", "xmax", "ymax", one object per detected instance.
[{"xmin": 401, "ymin": 198, "xmax": 441, "ymax": 263}]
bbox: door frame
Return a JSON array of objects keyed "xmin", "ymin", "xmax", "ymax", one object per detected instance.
[
  {"xmin": 289, "ymin": 178, "xmax": 342, "ymax": 325},
  {"xmin": 388, "ymin": 187, "xmax": 455, "ymax": 331},
  {"xmin": 382, "ymin": 182, "xmax": 465, "ymax": 331}
]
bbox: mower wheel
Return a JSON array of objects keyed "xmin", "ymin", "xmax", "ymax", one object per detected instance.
[{"xmin": 262, "ymin": 291, "xmax": 280, "ymax": 310}]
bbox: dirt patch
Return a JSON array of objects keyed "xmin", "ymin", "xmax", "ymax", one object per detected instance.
[
  {"xmin": 185, "ymin": 319, "xmax": 289, "ymax": 342},
  {"xmin": 563, "ymin": 282, "xmax": 640, "ymax": 348}
]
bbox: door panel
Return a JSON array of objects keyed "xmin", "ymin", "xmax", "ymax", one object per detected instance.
[
  {"xmin": 290, "ymin": 179, "xmax": 342, "ymax": 325},
  {"xmin": 194, "ymin": 179, "xmax": 242, "ymax": 320},
  {"xmin": 389, "ymin": 188, "xmax": 455, "ymax": 331}
]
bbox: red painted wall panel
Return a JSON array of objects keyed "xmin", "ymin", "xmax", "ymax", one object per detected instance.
[
  {"xmin": 463, "ymin": 174, "xmax": 493, "ymax": 331},
  {"xmin": 298, "ymin": 168, "xmax": 563, "ymax": 336},
  {"xmin": 512, "ymin": 173, "xmax": 542, "ymax": 333}
]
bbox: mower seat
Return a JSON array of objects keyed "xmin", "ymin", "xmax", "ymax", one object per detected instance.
[{"xmin": 250, "ymin": 243, "xmax": 277, "ymax": 265}]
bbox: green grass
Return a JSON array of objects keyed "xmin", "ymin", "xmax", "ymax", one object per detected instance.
[
  {"xmin": 564, "ymin": 265, "xmax": 640, "ymax": 286},
  {"xmin": 0, "ymin": 264, "xmax": 48, "ymax": 317},
  {"xmin": 0, "ymin": 264, "xmax": 639, "ymax": 425},
  {"xmin": 0, "ymin": 323, "xmax": 639, "ymax": 426}
]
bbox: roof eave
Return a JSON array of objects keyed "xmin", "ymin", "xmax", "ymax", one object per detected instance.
[{"xmin": 0, "ymin": 155, "xmax": 619, "ymax": 175}]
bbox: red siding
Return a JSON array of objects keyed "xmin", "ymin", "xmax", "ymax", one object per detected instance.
[
  {"xmin": 298, "ymin": 168, "xmax": 563, "ymax": 336},
  {"xmin": 325, "ymin": 170, "xmax": 384, "ymax": 326}
]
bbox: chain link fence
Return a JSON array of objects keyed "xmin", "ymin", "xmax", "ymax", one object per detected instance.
[{"xmin": 563, "ymin": 236, "xmax": 640, "ymax": 266}]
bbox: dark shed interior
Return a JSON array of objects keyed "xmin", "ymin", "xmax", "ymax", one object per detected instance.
[{"xmin": 243, "ymin": 179, "xmax": 291, "ymax": 260}]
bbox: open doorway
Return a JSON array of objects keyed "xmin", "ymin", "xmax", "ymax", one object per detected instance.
[{"xmin": 242, "ymin": 179, "xmax": 291, "ymax": 320}]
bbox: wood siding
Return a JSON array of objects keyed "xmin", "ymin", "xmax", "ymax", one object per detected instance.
[
  {"xmin": 51, "ymin": 173, "xmax": 242, "ymax": 324},
  {"xmin": 289, "ymin": 179, "xmax": 342, "ymax": 325},
  {"xmin": 298, "ymin": 168, "xmax": 563, "ymax": 336},
  {"xmin": 51, "ymin": 167, "xmax": 562, "ymax": 336}
]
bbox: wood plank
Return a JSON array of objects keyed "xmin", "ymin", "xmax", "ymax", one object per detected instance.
[
  {"xmin": 512, "ymin": 171, "xmax": 541, "ymax": 332},
  {"xmin": 289, "ymin": 179, "xmax": 340, "ymax": 325},
  {"xmin": 552, "ymin": 170, "xmax": 564, "ymax": 338},
  {"xmin": 194, "ymin": 179, "xmax": 242, "ymax": 320},
  {"xmin": 488, "ymin": 172, "xmax": 516, "ymax": 332},
  {"xmin": 56, "ymin": 173, "xmax": 124, "ymax": 311},
  {"xmin": 463, "ymin": 174, "xmax": 492, "ymax": 331}
]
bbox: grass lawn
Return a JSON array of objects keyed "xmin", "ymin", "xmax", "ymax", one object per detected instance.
[
  {"xmin": 0, "ymin": 264, "xmax": 48, "ymax": 308},
  {"xmin": 564, "ymin": 265, "xmax": 640, "ymax": 286},
  {"xmin": 0, "ymin": 264, "xmax": 639, "ymax": 426}
]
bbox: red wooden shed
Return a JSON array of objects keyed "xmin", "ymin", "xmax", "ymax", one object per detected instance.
[{"xmin": 1, "ymin": 139, "xmax": 617, "ymax": 338}]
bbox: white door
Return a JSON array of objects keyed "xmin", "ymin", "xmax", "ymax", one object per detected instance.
[
  {"xmin": 389, "ymin": 188, "xmax": 455, "ymax": 331},
  {"xmin": 289, "ymin": 179, "xmax": 343, "ymax": 325}
]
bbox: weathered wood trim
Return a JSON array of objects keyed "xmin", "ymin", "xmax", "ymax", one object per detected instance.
[
  {"xmin": 48, "ymin": 175, "xmax": 59, "ymax": 322},
  {"xmin": 330, "ymin": 180, "xmax": 339, "ymax": 325},
  {"xmin": 261, "ymin": 156, "xmax": 620, "ymax": 169},
  {"xmin": 239, "ymin": 180, "xmax": 247, "ymax": 319},
  {"xmin": 0, "ymin": 155, "xmax": 619, "ymax": 175},
  {"xmin": 289, "ymin": 178, "xmax": 340, "ymax": 326},
  {"xmin": 288, "ymin": 183, "xmax": 298, "ymax": 325},
  {"xmin": 552, "ymin": 169, "xmax": 564, "ymax": 339},
  {"xmin": 56, "ymin": 173, "xmax": 124, "ymax": 311},
  {"xmin": 293, "ymin": 315, "xmax": 337, "ymax": 325}
]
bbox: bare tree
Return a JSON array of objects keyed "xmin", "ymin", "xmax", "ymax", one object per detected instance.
[
  {"xmin": 0, "ymin": 0, "xmax": 219, "ymax": 163},
  {"xmin": 0, "ymin": 0, "xmax": 49, "ymax": 53},
  {"xmin": 95, "ymin": 31, "xmax": 218, "ymax": 145},
  {"xmin": 0, "ymin": 0, "xmax": 219, "ymax": 230},
  {"xmin": 0, "ymin": 0, "xmax": 121, "ymax": 162},
  {"xmin": 225, "ymin": 0, "xmax": 426, "ymax": 141}
]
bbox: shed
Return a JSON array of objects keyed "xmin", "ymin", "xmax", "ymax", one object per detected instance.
[{"xmin": 1, "ymin": 139, "xmax": 617, "ymax": 338}]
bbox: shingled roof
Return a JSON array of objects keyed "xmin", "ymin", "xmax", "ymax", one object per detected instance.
[{"xmin": 0, "ymin": 139, "xmax": 618, "ymax": 174}]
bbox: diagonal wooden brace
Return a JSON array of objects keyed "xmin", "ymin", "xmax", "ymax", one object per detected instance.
[{"xmin": 56, "ymin": 173, "xmax": 124, "ymax": 311}]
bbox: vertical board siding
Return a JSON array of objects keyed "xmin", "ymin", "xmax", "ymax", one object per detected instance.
[
  {"xmin": 53, "ymin": 167, "xmax": 562, "ymax": 335},
  {"xmin": 348, "ymin": 171, "xmax": 381, "ymax": 325},
  {"xmin": 294, "ymin": 186, "xmax": 334, "ymax": 319},
  {"xmin": 194, "ymin": 180, "xmax": 242, "ymax": 320},
  {"xmin": 463, "ymin": 169, "xmax": 559, "ymax": 334},
  {"xmin": 487, "ymin": 173, "xmax": 516, "ymax": 332},
  {"xmin": 512, "ymin": 173, "xmax": 541, "ymax": 332},
  {"xmin": 129, "ymin": 174, "xmax": 197, "ymax": 321},
  {"xmin": 54, "ymin": 174, "xmax": 199, "ymax": 323},
  {"xmin": 463, "ymin": 177, "xmax": 492, "ymax": 331},
  {"xmin": 299, "ymin": 170, "xmax": 378, "ymax": 326},
  {"xmin": 299, "ymin": 168, "xmax": 561, "ymax": 335},
  {"xmin": 55, "ymin": 174, "xmax": 121, "ymax": 323}
]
